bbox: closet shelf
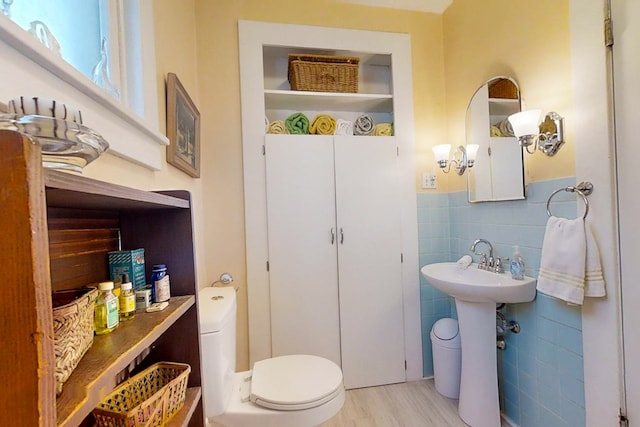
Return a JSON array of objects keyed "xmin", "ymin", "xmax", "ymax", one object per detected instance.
[{"xmin": 264, "ymin": 89, "xmax": 393, "ymax": 113}]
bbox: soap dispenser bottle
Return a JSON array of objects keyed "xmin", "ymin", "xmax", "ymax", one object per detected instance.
[{"xmin": 510, "ymin": 245, "xmax": 525, "ymax": 280}]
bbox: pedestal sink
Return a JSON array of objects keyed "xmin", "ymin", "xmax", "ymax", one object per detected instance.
[{"xmin": 421, "ymin": 262, "xmax": 536, "ymax": 427}]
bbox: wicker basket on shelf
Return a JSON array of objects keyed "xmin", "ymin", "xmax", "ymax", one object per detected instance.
[
  {"xmin": 288, "ymin": 54, "xmax": 360, "ymax": 93},
  {"xmin": 52, "ymin": 287, "xmax": 98, "ymax": 395},
  {"xmin": 93, "ymin": 362, "xmax": 191, "ymax": 427},
  {"xmin": 488, "ymin": 78, "xmax": 518, "ymax": 99}
]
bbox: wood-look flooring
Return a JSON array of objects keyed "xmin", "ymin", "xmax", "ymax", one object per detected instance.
[{"xmin": 322, "ymin": 379, "xmax": 511, "ymax": 427}]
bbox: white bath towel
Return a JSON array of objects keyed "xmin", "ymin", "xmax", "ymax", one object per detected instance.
[{"xmin": 537, "ymin": 216, "xmax": 606, "ymax": 305}]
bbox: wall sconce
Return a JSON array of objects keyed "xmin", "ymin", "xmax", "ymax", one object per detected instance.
[
  {"xmin": 507, "ymin": 110, "xmax": 565, "ymax": 156},
  {"xmin": 433, "ymin": 144, "xmax": 479, "ymax": 175}
]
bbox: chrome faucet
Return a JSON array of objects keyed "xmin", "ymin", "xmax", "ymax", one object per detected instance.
[{"xmin": 470, "ymin": 239, "xmax": 494, "ymax": 271}]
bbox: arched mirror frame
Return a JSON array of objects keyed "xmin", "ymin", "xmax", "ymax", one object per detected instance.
[{"xmin": 465, "ymin": 76, "xmax": 526, "ymax": 203}]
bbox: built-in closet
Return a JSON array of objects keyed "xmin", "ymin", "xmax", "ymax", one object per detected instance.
[{"xmin": 238, "ymin": 20, "xmax": 422, "ymax": 388}]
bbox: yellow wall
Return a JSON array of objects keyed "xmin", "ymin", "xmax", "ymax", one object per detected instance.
[
  {"xmin": 82, "ymin": 0, "xmax": 208, "ymax": 309},
  {"xmin": 80, "ymin": 0, "xmax": 575, "ymax": 372},
  {"xmin": 194, "ymin": 0, "xmax": 447, "ymax": 370},
  {"xmin": 442, "ymin": 0, "xmax": 575, "ymax": 192}
]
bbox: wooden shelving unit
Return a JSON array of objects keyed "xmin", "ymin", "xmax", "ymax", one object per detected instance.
[
  {"xmin": 57, "ymin": 296, "xmax": 195, "ymax": 426},
  {"xmin": 0, "ymin": 130, "xmax": 203, "ymax": 426}
]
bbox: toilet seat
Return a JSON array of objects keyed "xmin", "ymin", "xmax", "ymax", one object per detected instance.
[{"xmin": 250, "ymin": 354, "xmax": 343, "ymax": 411}]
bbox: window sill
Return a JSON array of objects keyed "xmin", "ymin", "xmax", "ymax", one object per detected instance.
[{"xmin": 0, "ymin": 16, "xmax": 168, "ymax": 170}]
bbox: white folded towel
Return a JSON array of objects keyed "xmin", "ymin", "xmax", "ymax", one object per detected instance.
[
  {"xmin": 537, "ymin": 216, "xmax": 606, "ymax": 305},
  {"xmin": 456, "ymin": 255, "xmax": 473, "ymax": 270},
  {"xmin": 335, "ymin": 119, "xmax": 353, "ymax": 136}
]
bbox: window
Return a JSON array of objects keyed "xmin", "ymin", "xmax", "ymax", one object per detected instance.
[
  {"xmin": 0, "ymin": 0, "xmax": 165, "ymax": 169},
  {"xmin": 4, "ymin": 0, "xmax": 122, "ymax": 99}
]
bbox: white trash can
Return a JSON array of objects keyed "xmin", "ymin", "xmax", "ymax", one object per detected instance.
[{"xmin": 430, "ymin": 318, "xmax": 462, "ymax": 399}]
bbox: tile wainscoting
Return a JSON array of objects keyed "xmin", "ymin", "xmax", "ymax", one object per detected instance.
[{"xmin": 418, "ymin": 177, "xmax": 586, "ymax": 427}]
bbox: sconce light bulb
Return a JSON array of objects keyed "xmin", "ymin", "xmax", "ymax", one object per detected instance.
[
  {"xmin": 508, "ymin": 109, "xmax": 542, "ymax": 138},
  {"xmin": 432, "ymin": 144, "xmax": 452, "ymax": 164},
  {"xmin": 465, "ymin": 144, "xmax": 479, "ymax": 163}
]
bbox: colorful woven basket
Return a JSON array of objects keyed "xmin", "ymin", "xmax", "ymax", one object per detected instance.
[
  {"xmin": 52, "ymin": 287, "xmax": 98, "ymax": 395},
  {"xmin": 93, "ymin": 362, "xmax": 190, "ymax": 427},
  {"xmin": 288, "ymin": 54, "xmax": 359, "ymax": 93}
]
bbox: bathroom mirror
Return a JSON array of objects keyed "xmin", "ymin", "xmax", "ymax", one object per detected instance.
[{"xmin": 465, "ymin": 77, "xmax": 525, "ymax": 202}]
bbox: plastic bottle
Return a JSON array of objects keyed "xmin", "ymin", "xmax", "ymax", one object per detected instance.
[
  {"xmin": 150, "ymin": 264, "xmax": 171, "ymax": 303},
  {"xmin": 510, "ymin": 245, "xmax": 525, "ymax": 280},
  {"xmin": 118, "ymin": 274, "xmax": 136, "ymax": 321},
  {"xmin": 94, "ymin": 281, "xmax": 119, "ymax": 335}
]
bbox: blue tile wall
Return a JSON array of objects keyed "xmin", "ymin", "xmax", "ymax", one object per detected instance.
[{"xmin": 418, "ymin": 177, "xmax": 585, "ymax": 427}]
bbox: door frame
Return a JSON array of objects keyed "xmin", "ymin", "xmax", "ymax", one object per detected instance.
[{"xmin": 571, "ymin": 0, "xmax": 625, "ymax": 425}]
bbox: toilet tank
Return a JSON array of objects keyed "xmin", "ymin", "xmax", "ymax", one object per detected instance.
[{"xmin": 198, "ymin": 286, "xmax": 237, "ymax": 417}]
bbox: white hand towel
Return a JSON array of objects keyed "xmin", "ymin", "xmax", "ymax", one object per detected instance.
[
  {"xmin": 456, "ymin": 255, "xmax": 473, "ymax": 270},
  {"xmin": 584, "ymin": 224, "xmax": 606, "ymax": 297},
  {"xmin": 537, "ymin": 216, "xmax": 606, "ymax": 305},
  {"xmin": 335, "ymin": 119, "xmax": 353, "ymax": 136}
]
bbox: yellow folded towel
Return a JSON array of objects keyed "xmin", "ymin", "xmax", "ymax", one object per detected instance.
[
  {"xmin": 310, "ymin": 114, "xmax": 337, "ymax": 135},
  {"xmin": 373, "ymin": 123, "xmax": 393, "ymax": 136},
  {"xmin": 267, "ymin": 120, "xmax": 287, "ymax": 134}
]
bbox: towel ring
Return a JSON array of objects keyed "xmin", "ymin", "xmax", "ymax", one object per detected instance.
[{"xmin": 546, "ymin": 181, "xmax": 593, "ymax": 220}]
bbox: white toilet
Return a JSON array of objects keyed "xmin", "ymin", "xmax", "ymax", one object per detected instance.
[{"xmin": 198, "ymin": 286, "xmax": 345, "ymax": 427}]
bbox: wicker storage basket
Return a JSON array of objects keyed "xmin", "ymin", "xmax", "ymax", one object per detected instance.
[
  {"xmin": 93, "ymin": 362, "xmax": 191, "ymax": 427},
  {"xmin": 288, "ymin": 54, "xmax": 359, "ymax": 93},
  {"xmin": 488, "ymin": 78, "xmax": 518, "ymax": 99},
  {"xmin": 52, "ymin": 287, "xmax": 98, "ymax": 395}
]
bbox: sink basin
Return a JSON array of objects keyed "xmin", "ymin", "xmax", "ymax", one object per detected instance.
[
  {"xmin": 420, "ymin": 262, "xmax": 536, "ymax": 303},
  {"xmin": 421, "ymin": 262, "xmax": 537, "ymax": 427}
]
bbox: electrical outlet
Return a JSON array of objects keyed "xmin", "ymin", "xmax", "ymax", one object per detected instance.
[{"xmin": 421, "ymin": 172, "xmax": 437, "ymax": 189}]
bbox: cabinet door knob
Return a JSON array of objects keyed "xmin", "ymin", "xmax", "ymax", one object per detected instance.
[
  {"xmin": 330, "ymin": 227, "xmax": 335, "ymax": 245},
  {"xmin": 340, "ymin": 227, "xmax": 344, "ymax": 244}
]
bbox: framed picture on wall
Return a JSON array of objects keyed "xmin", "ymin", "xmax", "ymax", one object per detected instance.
[{"xmin": 166, "ymin": 72, "xmax": 200, "ymax": 178}]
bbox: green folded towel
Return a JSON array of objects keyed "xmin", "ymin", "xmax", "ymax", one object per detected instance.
[{"xmin": 285, "ymin": 112, "xmax": 309, "ymax": 135}]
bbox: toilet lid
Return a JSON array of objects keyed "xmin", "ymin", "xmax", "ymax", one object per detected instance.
[{"xmin": 250, "ymin": 354, "xmax": 343, "ymax": 411}]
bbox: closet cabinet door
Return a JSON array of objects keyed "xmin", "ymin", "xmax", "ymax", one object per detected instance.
[
  {"xmin": 334, "ymin": 136, "xmax": 406, "ymax": 388},
  {"xmin": 264, "ymin": 135, "xmax": 342, "ymax": 366}
]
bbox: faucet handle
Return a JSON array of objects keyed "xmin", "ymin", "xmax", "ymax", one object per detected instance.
[
  {"xmin": 475, "ymin": 252, "xmax": 488, "ymax": 269},
  {"xmin": 494, "ymin": 257, "xmax": 507, "ymax": 273}
]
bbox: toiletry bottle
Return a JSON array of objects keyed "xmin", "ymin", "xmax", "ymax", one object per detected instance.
[
  {"xmin": 118, "ymin": 274, "xmax": 136, "ymax": 321},
  {"xmin": 150, "ymin": 264, "xmax": 171, "ymax": 303},
  {"xmin": 94, "ymin": 281, "xmax": 119, "ymax": 335},
  {"xmin": 510, "ymin": 245, "xmax": 525, "ymax": 280}
]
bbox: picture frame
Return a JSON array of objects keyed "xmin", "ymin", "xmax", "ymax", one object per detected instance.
[{"xmin": 166, "ymin": 72, "xmax": 200, "ymax": 178}]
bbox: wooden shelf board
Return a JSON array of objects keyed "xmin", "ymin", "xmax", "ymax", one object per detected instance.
[
  {"xmin": 167, "ymin": 387, "xmax": 202, "ymax": 427},
  {"xmin": 45, "ymin": 169, "xmax": 190, "ymax": 210},
  {"xmin": 264, "ymin": 89, "xmax": 393, "ymax": 113},
  {"xmin": 56, "ymin": 295, "xmax": 195, "ymax": 427}
]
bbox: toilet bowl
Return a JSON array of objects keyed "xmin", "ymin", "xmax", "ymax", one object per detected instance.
[{"xmin": 199, "ymin": 287, "xmax": 345, "ymax": 427}]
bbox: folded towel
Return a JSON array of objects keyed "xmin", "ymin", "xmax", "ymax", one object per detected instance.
[
  {"xmin": 285, "ymin": 112, "xmax": 309, "ymax": 135},
  {"xmin": 373, "ymin": 123, "xmax": 393, "ymax": 136},
  {"xmin": 267, "ymin": 120, "xmax": 287, "ymax": 134},
  {"xmin": 335, "ymin": 119, "xmax": 353, "ymax": 136},
  {"xmin": 310, "ymin": 114, "xmax": 336, "ymax": 135},
  {"xmin": 456, "ymin": 255, "xmax": 473, "ymax": 270},
  {"xmin": 354, "ymin": 114, "xmax": 375, "ymax": 135},
  {"xmin": 537, "ymin": 216, "xmax": 606, "ymax": 305}
]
